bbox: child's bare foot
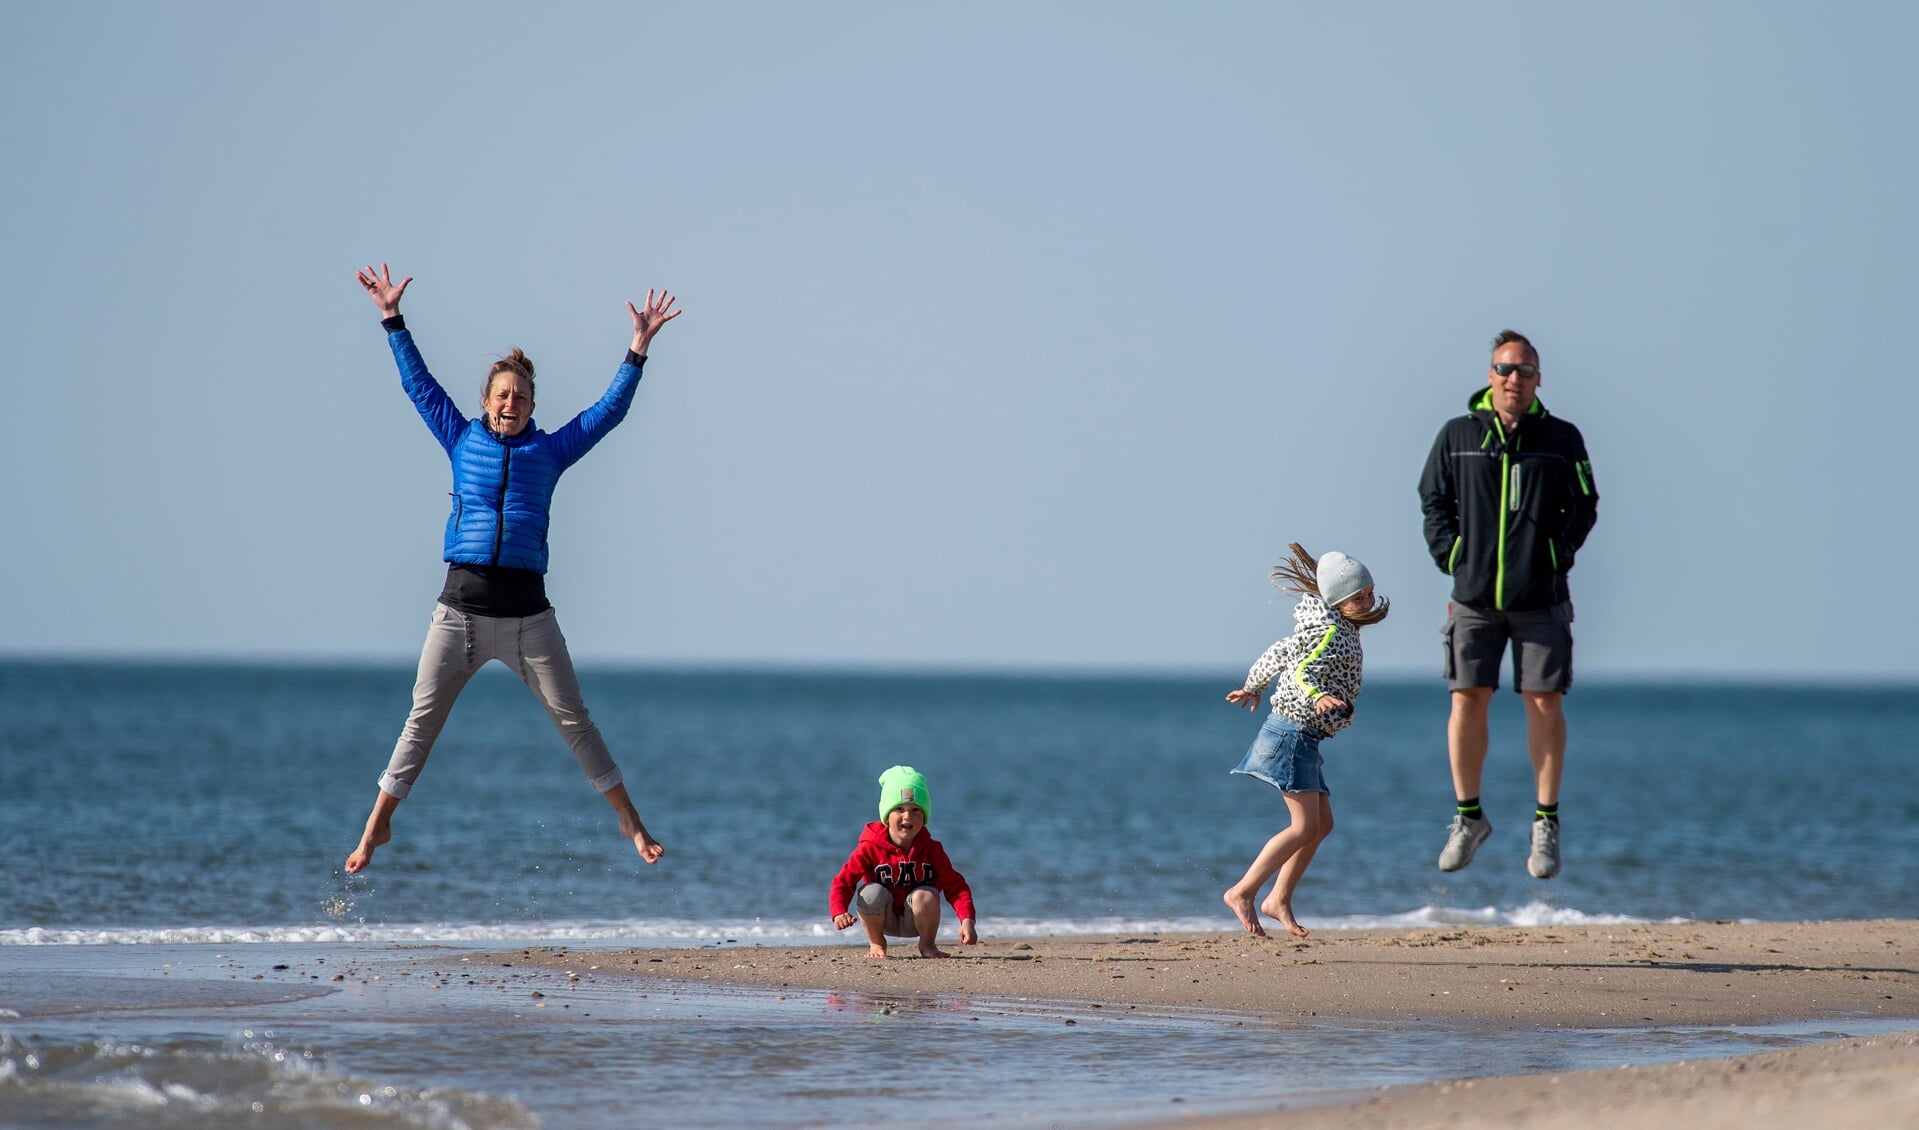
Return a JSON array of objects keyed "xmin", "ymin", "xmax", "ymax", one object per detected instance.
[
  {"xmin": 1223, "ymin": 889, "xmax": 1267, "ymax": 937},
  {"xmin": 344, "ymin": 821, "xmax": 390, "ymax": 875},
  {"xmin": 918, "ymin": 944, "xmax": 949, "ymax": 958},
  {"xmin": 866, "ymin": 943, "xmax": 889, "ymax": 959},
  {"xmin": 1260, "ymin": 896, "xmax": 1310, "ymax": 938}
]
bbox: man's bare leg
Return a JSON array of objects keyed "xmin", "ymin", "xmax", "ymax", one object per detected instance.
[
  {"xmin": 1448, "ymin": 688, "xmax": 1495, "ymax": 799},
  {"xmin": 603, "ymin": 783, "xmax": 665, "ymax": 864},
  {"xmin": 345, "ymin": 789, "xmax": 402, "ymax": 874},
  {"xmin": 1521, "ymin": 691, "xmax": 1566, "ymax": 806}
]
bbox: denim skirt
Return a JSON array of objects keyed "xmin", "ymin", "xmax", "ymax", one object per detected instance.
[{"xmin": 1231, "ymin": 715, "xmax": 1328, "ymax": 795}]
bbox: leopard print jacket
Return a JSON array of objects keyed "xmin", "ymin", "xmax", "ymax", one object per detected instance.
[{"xmin": 1241, "ymin": 594, "xmax": 1366, "ymax": 737}]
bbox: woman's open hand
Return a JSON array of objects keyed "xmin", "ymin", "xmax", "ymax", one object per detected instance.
[
  {"xmin": 628, "ymin": 289, "xmax": 681, "ymax": 356},
  {"xmin": 357, "ymin": 263, "xmax": 412, "ymax": 318}
]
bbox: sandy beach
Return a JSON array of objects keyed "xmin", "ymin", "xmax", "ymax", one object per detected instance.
[{"xmin": 514, "ymin": 919, "xmax": 1919, "ymax": 1128}]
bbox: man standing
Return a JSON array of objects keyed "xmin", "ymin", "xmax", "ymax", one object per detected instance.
[{"xmin": 1418, "ymin": 330, "xmax": 1597, "ymax": 879}]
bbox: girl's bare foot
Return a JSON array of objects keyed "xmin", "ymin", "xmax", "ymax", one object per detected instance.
[
  {"xmin": 918, "ymin": 944, "xmax": 949, "ymax": 958},
  {"xmin": 1223, "ymin": 889, "xmax": 1267, "ymax": 937},
  {"xmin": 344, "ymin": 822, "xmax": 390, "ymax": 874},
  {"xmin": 1260, "ymin": 896, "xmax": 1310, "ymax": 938},
  {"xmin": 866, "ymin": 943, "xmax": 889, "ymax": 959}
]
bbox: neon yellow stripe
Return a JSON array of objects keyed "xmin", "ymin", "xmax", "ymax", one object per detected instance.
[
  {"xmin": 1576, "ymin": 460, "xmax": 1592, "ymax": 495},
  {"xmin": 1446, "ymin": 536, "xmax": 1461, "ymax": 574},
  {"xmin": 1494, "ymin": 419, "xmax": 1509, "ymax": 609},
  {"xmin": 1292, "ymin": 625, "xmax": 1338, "ymax": 699}
]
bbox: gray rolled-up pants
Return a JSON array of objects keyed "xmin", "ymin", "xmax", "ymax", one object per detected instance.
[{"xmin": 378, "ymin": 603, "xmax": 624, "ymax": 799}]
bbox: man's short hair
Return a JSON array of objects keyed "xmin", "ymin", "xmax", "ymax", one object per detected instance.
[{"xmin": 1491, "ymin": 329, "xmax": 1537, "ymax": 360}]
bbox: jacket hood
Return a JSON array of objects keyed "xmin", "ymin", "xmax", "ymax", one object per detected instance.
[
  {"xmin": 1292, "ymin": 593, "xmax": 1350, "ymax": 634},
  {"xmin": 858, "ymin": 821, "xmax": 898, "ymax": 849}
]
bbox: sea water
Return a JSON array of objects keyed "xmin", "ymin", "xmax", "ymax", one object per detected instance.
[{"xmin": 2, "ymin": 662, "xmax": 1916, "ymax": 1125}]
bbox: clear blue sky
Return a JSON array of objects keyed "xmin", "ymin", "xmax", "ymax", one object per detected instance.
[{"xmin": 6, "ymin": 2, "xmax": 1915, "ymax": 678}]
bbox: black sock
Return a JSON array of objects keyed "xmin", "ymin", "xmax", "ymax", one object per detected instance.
[
  {"xmin": 1535, "ymin": 802, "xmax": 1559, "ymax": 824},
  {"xmin": 1456, "ymin": 797, "xmax": 1483, "ymax": 821}
]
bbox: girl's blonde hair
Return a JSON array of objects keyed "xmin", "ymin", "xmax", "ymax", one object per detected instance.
[{"xmin": 1270, "ymin": 542, "xmax": 1390, "ymax": 626}]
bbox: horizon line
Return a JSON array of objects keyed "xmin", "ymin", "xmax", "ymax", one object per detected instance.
[{"xmin": 2, "ymin": 650, "xmax": 1915, "ymax": 688}]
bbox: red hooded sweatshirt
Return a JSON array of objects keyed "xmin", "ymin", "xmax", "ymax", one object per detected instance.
[{"xmin": 828, "ymin": 822, "xmax": 976, "ymax": 921}]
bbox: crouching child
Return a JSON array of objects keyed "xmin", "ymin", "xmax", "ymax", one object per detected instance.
[{"xmin": 829, "ymin": 765, "xmax": 978, "ymax": 958}]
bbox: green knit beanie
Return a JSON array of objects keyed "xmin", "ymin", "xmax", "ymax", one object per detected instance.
[{"xmin": 876, "ymin": 765, "xmax": 931, "ymax": 823}]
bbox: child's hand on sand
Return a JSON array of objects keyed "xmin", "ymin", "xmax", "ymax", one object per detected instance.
[
  {"xmin": 1226, "ymin": 689, "xmax": 1262, "ymax": 711},
  {"xmin": 959, "ymin": 919, "xmax": 978, "ymax": 945},
  {"xmin": 833, "ymin": 912, "xmax": 857, "ymax": 930}
]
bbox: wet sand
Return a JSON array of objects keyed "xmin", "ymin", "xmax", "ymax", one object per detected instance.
[{"xmin": 515, "ymin": 918, "xmax": 1919, "ymax": 1128}]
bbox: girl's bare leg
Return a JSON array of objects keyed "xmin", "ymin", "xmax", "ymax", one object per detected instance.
[
  {"xmin": 1261, "ymin": 793, "xmax": 1333, "ymax": 937},
  {"xmin": 602, "ymin": 783, "xmax": 665, "ymax": 863},
  {"xmin": 345, "ymin": 789, "xmax": 402, "ymax": 874},
  {"xmin": 1224, "ymin": 793, "xmax": 1322, "ymax": 937}
]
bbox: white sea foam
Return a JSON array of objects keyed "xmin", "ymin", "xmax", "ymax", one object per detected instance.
[
  {"xmin": 0, "ymin": 902, "xmax": 1689, "ymax": 947},
  {"xmin": 0, "ymin": 1032, "xmax": 537, "ymax": 1129},
  {"xmin": 1311, "ymin": 900, "xmax": 1689, "ymax": 930}
]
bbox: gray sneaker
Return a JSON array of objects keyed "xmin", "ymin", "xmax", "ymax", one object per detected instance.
[
  {"xmin": 1528, "ymin": 818, "xmax": 1561, "ymax": 879},
  {"xmin": 1437, "ymin": 814, "xmax": 1491, "ymax": 872}
]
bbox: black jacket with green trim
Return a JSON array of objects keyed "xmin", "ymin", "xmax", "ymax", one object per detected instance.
[{"xmin": 1418, "ymin": 389, "xmax": 1598, "ymax": 612}]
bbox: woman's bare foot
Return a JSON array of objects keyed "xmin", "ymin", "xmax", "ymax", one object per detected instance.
[
  {"xmin": 1260, "ymin": 896, "xmax": 1310, "ymax": 938},
  {"xmin": 345, "ymin": 791, "xmax": 402, "ymax": 874},
  {"xmin": 866, "ymin": 943, "xmax": 889, "ymax": 959},
  {"xmin": 345, "ymin": 821, "xmax": 389, "ymax": 874},
  {"xmin": 918, "ymin": 944, "xmax": 949, "ymax": 958},
  {"xmin": 607, "ymin": 786, "xmax": 665, "ymax": 864},
  {"xmin": 1223, "ymin": 889, "xmax": 1267, "ymax": 937},
  {"xmin": 626, "ymin": 822, "xmax": 665, "ymax": 864}
]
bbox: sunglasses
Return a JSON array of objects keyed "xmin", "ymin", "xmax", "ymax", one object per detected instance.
[{"xmin": 1492, "ymin": 363, "xmax": 1539, "ymax": 379}]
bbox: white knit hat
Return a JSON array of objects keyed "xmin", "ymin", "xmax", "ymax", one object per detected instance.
[{"xmin": 1316, "ymin": 551, "xmax": 1373, "ymax": 607}]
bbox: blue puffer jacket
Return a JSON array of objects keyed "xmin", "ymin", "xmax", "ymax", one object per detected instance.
[{"xmin": 390, "ymin": 328, "xmax": 643, "ymax": 574}]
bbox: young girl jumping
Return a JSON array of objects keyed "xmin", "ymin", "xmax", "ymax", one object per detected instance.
[{"xmin": 1223, "ymin": 543, "xmax": 1389, "ymax": 938}]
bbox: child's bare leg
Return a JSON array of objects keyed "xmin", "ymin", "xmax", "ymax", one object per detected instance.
[
  {"xmin": 1261, "ymin": 793, "xmax": 1333, "ymax": 937},
  {"xmin": 601, "ymin": 783, "xmax": 665, "ymax": 864},
  {"xmin": 907, "ymin": 888, "xmax": 946, "ymax": 957},
  {"xmin": 1224, "ymin": 793, "xmax": 1322, "ymax": 937},
  {"xmin": 858, "ymin": 911, "xmax": 889, "ymax": 958},
  {"xmin": 1260, "ymin": 841, "xmax": 1320, "ymax": 938},
  {"xmin": 345, "ymin": 789, "xmax": 402, "ymax": 874},
  {"xmin": 854, "ymin": 884, "xmax": 891, "ymax": 957}
]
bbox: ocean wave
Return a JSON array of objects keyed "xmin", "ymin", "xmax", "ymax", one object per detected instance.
[
  {"xmin": 0, "ymin": 902, "xmax": 1691, "ymax": 947},
  {"xmin": 1309, "ymin": 899, "xmax": 1690, "ymax": 929},
  {"xmin": 0, "ymin": 1032, "xmax": 535, "ymax": 1130}
]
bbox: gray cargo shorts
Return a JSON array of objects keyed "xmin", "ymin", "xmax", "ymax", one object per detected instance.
[
  {"xmin": 1442, "ymin": 601, "xmax": 1575, "ymax": 694},
  {"xmin": 856, "ymin": 882, "xmax": 939, "ymax": 938}
]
